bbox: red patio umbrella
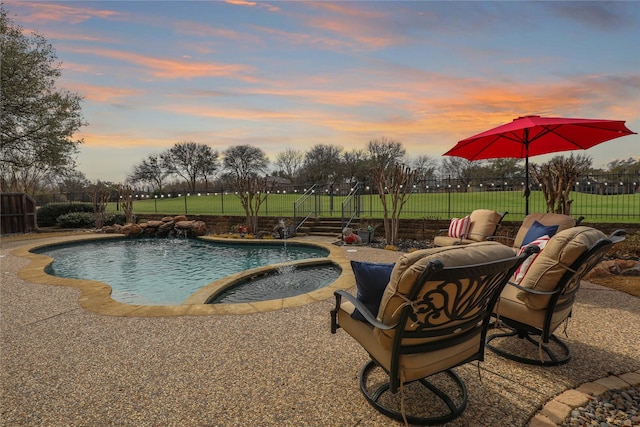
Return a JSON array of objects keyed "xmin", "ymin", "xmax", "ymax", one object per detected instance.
[{"xmin": 443, "ymin": 115, "xmax": 636, "ymax": 214}]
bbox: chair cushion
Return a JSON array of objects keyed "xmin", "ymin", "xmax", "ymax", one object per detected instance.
[
  {"xmin": 496, "ymin": 283, "xmax": 573, "ymax": 334},
  {"xmin": 433, "ymin": 235, "xmax": 476, "ymax": 247},
  {"xmin": 516, "ymin": 226, "xmax": 607, "ymax": 309},
  {"xmin": 337, "ymin": 304, "xmax": 484, "ymax": 383},
  {"xmin": 448, "ymin": 216, "xmax": 470, "ymax": 238},
  {"xmin": 467, "ymin": 209, "xmax": 502, "ymax": 242},
  {"xmin": 375, "ymin": 241, "xmax": 516, "ymax": 349},
  {"xmin": 350, "ymin": 261, "xmax": 395, "ymax": 322},
  {"xmin": 513, "ymin": 235, "xmax": 550, "ymax": 284},
  {"xmin": 521, "ymin": 220, "xmax": 559, "ymax": 246},
  {"xmin": 514, "ymin": 213, "xmax": 577, "ymax": 248}
]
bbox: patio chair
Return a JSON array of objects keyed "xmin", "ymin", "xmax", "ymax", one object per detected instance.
[
  {"xmin": 330, "ymin": 241, "xmax": 536, "ymax": 425},
  {"xmin": 486, "ymin": 227, "xmax": 626, "ymax": 366},
  {"xmin": 433, "ymin": 209, "xmax": 507, "ymax": 247},
  {"xmin": 491, "ymin": 212, "xmax": 584, "ymax": 250}
]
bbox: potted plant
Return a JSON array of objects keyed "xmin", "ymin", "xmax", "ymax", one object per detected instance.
[{"xmin": 355, "ymin": 221, "xmax": 377, "ymax": 244}]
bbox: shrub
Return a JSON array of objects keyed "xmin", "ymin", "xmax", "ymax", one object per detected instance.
[
  {"xmin": 56, "ymin": 212, "xmax": 96, "ymax": 229},
  {"xmin": 37, "ymin": 203, "xmax": 94, "ymax": 227},
  {"xmin": 103, "ymin": 212, "xmax": 134, "ymax": 226}
]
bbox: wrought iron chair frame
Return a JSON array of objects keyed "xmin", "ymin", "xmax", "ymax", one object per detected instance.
[
  {"xmin": 486, "ymin": 229, "xmax": 626, "ymax": 366},
  {"xmin": 331, "ymin": 247, "xmax": 536, "ymax": 425}
]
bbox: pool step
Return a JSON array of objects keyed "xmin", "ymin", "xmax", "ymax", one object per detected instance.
[{"xmin": 299, "ymin": 218, "xmax": 350, "ymax": 237}]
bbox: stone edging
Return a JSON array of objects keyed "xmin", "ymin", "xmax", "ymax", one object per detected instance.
[
  {"xmin": 528, "ymin": 370, "xmax": 640, "ymax": 427},
  {"xmin": 10, "ymin": 233, "xmax": 354, "ymax": 317}
]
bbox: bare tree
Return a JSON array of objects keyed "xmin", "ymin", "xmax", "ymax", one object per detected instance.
[
  {"xmin": 530, "ymin": 154, "xmax": 591, "ymax": 214},
  {"xmin": 371, "ymin": 162, "xmax": 416, "ymax": 245},
  {"xmin": 440, "ymin": 157, "xmax": 480, "ymax": 191},
  {"xmin": 128, "ymin": 154, "xmax": 171, "ymax": 192},
  {"xmin": 367, "ymin": 137, "xmax": 406, "ymax": 170},
  {"xmin": 342, "ymin": 148, "xmax": 370, "ymax": 184},
  {"xmin": 300, "ymin": 144, "xmax": 344, "ymax": 183},
  {"xmin": 162, "ymin": 141, "xmax": 219, "ymax": 191},
  {"xmin": 87, "ymin": 181, "xmax": 111, "ymax": 228},
  {"xmin": 222, "ymin": 145, "xmax": 271, "ymax": 232},
  {"xmin": 118, "ymin": 184, "xmax": 135, "ymax": 223},
  {"xmin": 410, "ymin": 154, "xmax": 438, "ymax": 184},
  {"xmin": 274, "ymin": 148, "xmax": 304, "ymax": 182}
]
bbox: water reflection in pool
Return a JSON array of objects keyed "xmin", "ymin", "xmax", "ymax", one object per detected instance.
[{"xmin": 35, "ymin": 238, "xmax": 329, "ymax": 305}]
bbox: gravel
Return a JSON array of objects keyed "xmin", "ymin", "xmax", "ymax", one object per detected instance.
[{"xmin": 563, "ymin": 387, "xmax": 640, "ymax": 427}]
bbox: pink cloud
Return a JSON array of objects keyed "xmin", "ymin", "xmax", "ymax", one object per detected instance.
[
  {"xmin": 4, "ymin": 1, "xmax": 124, "ymax": 25},
  {"xmin": 225, "ymin": 0, "xmax": 280, "ymax": 12},
  {"xmin": 70, "ymin": 83, "xmax": 144, "ymax": 103},
  {"xmin": 70, "ymin": 47, "xmax": 255, "ymax": 80}
]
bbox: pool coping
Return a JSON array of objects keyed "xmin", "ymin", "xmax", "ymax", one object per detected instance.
[{"xmin": 10, "ymin": 233, "xmax": 354, "ymax": 317}]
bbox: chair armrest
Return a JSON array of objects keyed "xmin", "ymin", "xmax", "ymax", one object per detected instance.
[
  {"xmin": 332, "ymin": 290, "xmax": 396, "ymax": 331},
  {"xmin": 505, "ymin": 281, "xmax": 562, "ymax": 296},
  {"xmin": 464, "ymin": 232, "xmax": 490, "ymax": 241},
  {"xmin": 435, "ymin": 228, "xmax": 449, "ymax": 237},
  {"xmin": 609, "ymin": 229, "xmax": 626, "ymax": 239}
]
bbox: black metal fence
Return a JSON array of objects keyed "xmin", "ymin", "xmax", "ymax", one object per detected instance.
[{"xmin": 31, "ymin": 172, "xmax": 640, "ymax": 223}]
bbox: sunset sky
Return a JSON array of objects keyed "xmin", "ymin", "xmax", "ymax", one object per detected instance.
[{"xmin": 5, "ymin": 0, "xmax": 639, "ymax": 183}]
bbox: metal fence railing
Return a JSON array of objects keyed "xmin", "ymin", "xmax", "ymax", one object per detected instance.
[{"xmin": 30, "ymin": 173, "xmax": 640, "ymax": 223}]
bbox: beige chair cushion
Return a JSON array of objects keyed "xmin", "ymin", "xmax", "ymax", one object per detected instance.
[
  {"xmin": 496, "ymin": 283, "xmax": 573, "ymax": 335},
  {"xmin": 338, "ymin": 300, "xmax": 484, "ymax": 383},
  {"xmin": 516, "ymin": 226, "xmax": 606, "ymax": 309},
  {"xmin": 374, "ymin": 241, "xmax": 516, "ymax": 350},
  {"xmin": 513, "ymin": 213, "xmax": 577, "ymax": 248},
  {"xmin": 467, "ymin": 209, "xmax": 502, "ymax": 242},
  {"xmin": 433, "ymin": 209, "xmax": 502, "ymax": 246},
  {"xmin": 433, "ymin": 235, "xmax": 476, "ymax": 246}
]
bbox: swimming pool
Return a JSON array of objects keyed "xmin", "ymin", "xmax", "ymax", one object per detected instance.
[{"xmin": 34, "ymin": 237, "xmax": 332, "ymax": 305}]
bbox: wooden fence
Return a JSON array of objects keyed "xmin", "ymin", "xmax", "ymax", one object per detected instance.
[{"xmin": 1, "ymin": 193, "xmax": 37, "ymax": 235}]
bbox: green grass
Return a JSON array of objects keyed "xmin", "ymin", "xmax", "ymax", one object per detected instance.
[{"xmin": 110, "ymin": 191, "xmax": 640, "ymax": 223}]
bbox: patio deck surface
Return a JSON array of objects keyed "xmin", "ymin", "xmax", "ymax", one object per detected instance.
[{"xmin": 1, "ymin": 233, "xmax": 638, "ymax": 426}]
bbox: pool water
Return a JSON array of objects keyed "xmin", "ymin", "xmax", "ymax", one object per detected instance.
[
  {"xmin": 36, "ymin": 238, "xmax": 329, "ymax": 305},
  {"xmin": 207, "ymin": 264, "xmax": 341, "ymax": 304}
]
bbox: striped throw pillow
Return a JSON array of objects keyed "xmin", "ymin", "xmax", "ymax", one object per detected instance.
[
  {"xmin": 448, "ymin": 216, "xmax": 471, "ymax": 238},
  {"xmin": 513, "ymin": 235, "xmax": 551, "ymax": 284}
]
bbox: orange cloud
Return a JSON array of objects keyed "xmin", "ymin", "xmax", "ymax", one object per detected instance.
[
  {"xmin": 69, "ymin": 47, "xmax": 255, "ymax": 80},
  {"xmin": 77, "ymin": 131, "xmax": 171, "ymax": 149},
  {"xmin": 225, "ymin": 0, "xmax": 280, "ymax": 12},
  {"xmin": 70, "ymin": 83, "xmax": 144, "ymax": 103},
  {"xmin": 4, "ymin": 1, "xmax": 124, "ymax": 25}
]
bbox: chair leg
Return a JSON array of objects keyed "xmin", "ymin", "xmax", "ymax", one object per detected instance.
[
  {"xmin": 486, "ymin": 326, "xmax": 571, "ymax": 366},
  {"xmin": 359, "ymin": 360, "xmax": 468, "ymax": 426}
]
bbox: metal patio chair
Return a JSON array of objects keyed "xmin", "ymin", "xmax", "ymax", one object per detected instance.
[
  {"xmin": 330, "ymin": 241, "xmax": 536, "ymax": 425},
  {"xmin": 486, "ymin": 227, "xmax": 626, "ymax": 366},
  {"xmin": 433, "ymin": 209, "xmax": 508, "ymax": 247}
]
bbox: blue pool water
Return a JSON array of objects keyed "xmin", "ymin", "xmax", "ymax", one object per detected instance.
[
  {"xmin": 208, "ymin": 264, "xmax": 341, "ymax": 304},
  {"xmin": 35, "ymin": 238, "xmax": 330, "ymax": 305}
]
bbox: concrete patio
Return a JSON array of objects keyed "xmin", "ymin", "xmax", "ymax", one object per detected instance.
[{"xmin": 1, "ymin": 233, "xmax": 638, "ymax": 426}]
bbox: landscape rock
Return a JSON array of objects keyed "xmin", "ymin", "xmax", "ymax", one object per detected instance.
[{"xmin": 121, "ymin": 223, "xmax": 143, "ymax": 237}]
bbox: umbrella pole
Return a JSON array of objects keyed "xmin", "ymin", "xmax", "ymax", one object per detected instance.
[
  {"xmin": 524, "ymin": 131, "xmax": 530, "ymax": 215},
  {"xmin": 525, "ymin": 154, "xmax": 530, "ymax": 215}
]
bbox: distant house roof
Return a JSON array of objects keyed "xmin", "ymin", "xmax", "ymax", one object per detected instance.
[{"xmin": 265, "ymin": 176, "xmax": 291, "ymax": 185}]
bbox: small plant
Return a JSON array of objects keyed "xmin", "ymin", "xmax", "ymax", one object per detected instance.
[
  {"xmin": 358, "ymin": 220, "xmax": 379, "ymax": 231},
  {"xmin": 103, "ymin": 213, "xmax": 133, "ymax": 226},
  {"xmin": 56, "ymin": 212, "xmax": 96, "ymax": 228}
]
